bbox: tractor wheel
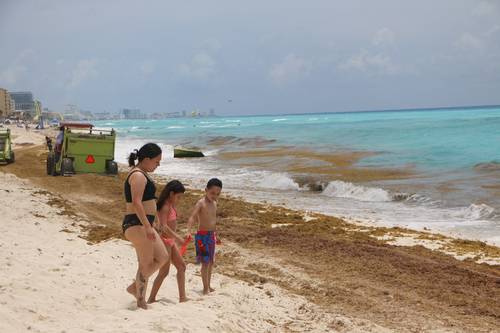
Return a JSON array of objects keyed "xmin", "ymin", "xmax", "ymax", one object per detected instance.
[
  {"xmin": 61, "ymin": 158, "xmax": 74, "ymax": 176},
  {"xmin": 106, "ymin": 160, "xmax": 118, "ymax": 175},
  {"xmin": 47, "ymin": 153, "xmax": 55, "ymax": 176},
  {"xmin": 8, "ymin": 151, "xmax": 15, "ymax": 163}
]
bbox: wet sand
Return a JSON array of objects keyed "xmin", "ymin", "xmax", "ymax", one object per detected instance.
[{"xmin": 3, "ymin": 137, "xmax": 500, "ymax": 332}]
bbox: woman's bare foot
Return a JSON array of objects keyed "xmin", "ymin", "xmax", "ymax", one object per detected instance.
[
  {"xmin": 147, "ymin": 297, "xmax": 157, "ymax": 304},
  {"xmin": 209, "ymin": 287, "xmax": 215, "ymax": 293},
  {"xmin": 179, "ymin": 297, "xmax": 190, "ymax": 303},
  {"xmin": 203, "ymin": 288, "xmax": 209, "ymax": 295},
  {"xmin": 127, "ymin": 283, "xmax": 138, "ymax": 300},
  {"xmin": 137, "ymin": 298, "xmax": 148, "ymax": 309}
]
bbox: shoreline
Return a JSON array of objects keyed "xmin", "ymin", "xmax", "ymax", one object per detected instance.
[
  {"xmin": 2, "ymin": 126, "xmax": 500, "ymax": 332},
  {"xmin": 113, "ymin": 132, "xmax": 500, "ymax": 246}
]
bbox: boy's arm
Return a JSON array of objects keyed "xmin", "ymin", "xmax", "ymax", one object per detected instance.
[{"xmin": 186, "ymin": 201, "xmax": 202, "ymax": 236}]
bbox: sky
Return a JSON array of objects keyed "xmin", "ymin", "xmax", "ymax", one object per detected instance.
[{"xmin": 0, "ymin": 0, "xmax": 499, "ymax": 115}]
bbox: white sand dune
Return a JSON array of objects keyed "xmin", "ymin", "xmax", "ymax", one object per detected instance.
[{"xmin": 0, "ymin": 172, "xmax": 387, "ymax": 333}]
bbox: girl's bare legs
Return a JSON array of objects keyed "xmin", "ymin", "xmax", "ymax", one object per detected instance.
[
  {"xmin": 125, "ymin": 226, "xmax": 169, "ymax": 309},
  {"xmin": 170, "ymin": 245, "xmax": 188, "ymax": 302},
  {"xmin": 148, "ymin": 246, "xmax": 171, "ymax": 303}
]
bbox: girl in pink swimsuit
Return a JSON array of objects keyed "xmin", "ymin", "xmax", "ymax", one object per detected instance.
[{"xmin": 148, "ymin": 180, "xmax": 189, "ymax": 303}]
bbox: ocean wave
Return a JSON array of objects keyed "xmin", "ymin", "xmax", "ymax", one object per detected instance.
[
  {"xmin": 257, "ymin": 173, "xmax": 300, "ymax": 191},
  {"xmin": 129, "ymin": 126, "xmax": 151, "ymax": 131},
  {"xmin": 207, "ymin": 136, "xmax": 276, "ymax": 147},
  {"xmin": 474, "ymin": 161, "xmax": 500, "ymax": 172},
  {"xmin": 457, "ymin": 203, "xmax": 496, "ymax": 220},
  {"xmin": 203, "ymin": 149, "xmax": 219, "ymax": 156},
  {"xmin": 321, "ymin": 180, "xmax": 392, "ymax": 202},
  {"xmin": 403, "ymin": 193, "xmax": 441, "ymax": 206},
  {"xmin": 272, "ymin": 118, "xmax": 287, "ymax": 122},
  {"xmin": 198, "ymin": 124, "xmax": 238, "ymax": 128},
  {"xmin": 167, "ymin": 126, "xmax": 185, "ymax": 129}
]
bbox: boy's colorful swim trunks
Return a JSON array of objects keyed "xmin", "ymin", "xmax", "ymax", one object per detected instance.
[{"xmin": 195, "ymin": 230, "xmax": 216, "ymax": 263}]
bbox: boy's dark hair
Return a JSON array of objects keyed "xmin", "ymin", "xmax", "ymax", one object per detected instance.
[
  {"xmin": 157, "ymin": 180, "xmax": 185, "ymax": 210},
  {"xmin": 128, "ymin": 143, "xmax": 162, "ymax": 167},
  {"xmin": 207, "ymin": 178, "xmax": 222, "ymax": 189}
]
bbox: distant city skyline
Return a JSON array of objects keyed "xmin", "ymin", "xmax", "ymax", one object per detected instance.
[{"xmin": 1, "ymin": 0, "xmax": 499, "ymax": 115}]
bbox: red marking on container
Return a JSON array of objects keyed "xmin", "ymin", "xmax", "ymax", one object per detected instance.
[{"xmin": 85, "ymin": 155, "xmax": 95, "ymax": 164}]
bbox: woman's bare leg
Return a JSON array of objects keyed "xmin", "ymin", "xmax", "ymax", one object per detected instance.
[
  {"xmin": 170, "ymin": 245, "xmax": 188, "ymax": 302},
  {"xmin": 125, "ymin": 226, "xmax": 169, "ymax": 309},
  {"xmin": 148, "ymin": 246, "xmax": 171, "ymax": 303}
]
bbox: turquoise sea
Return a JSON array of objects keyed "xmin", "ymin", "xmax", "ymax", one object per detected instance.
[{"xmin": 97, "ymin": 106, "xmax": 500, "ymax": 244}]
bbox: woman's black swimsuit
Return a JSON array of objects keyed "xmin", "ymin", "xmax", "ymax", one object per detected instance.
[{"xmin": 122, "ymin": 169, "xmax": 157, "ymax": 233}]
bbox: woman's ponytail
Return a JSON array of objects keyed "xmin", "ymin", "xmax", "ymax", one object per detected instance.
[{"xmin": 128, "ymin": 149, "xmax": 139, "ymax": 167}]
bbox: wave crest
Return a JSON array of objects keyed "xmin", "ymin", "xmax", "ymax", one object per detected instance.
[{"xmin": 321, "ymin": 180, "xmax": 392, "ymax": 202}]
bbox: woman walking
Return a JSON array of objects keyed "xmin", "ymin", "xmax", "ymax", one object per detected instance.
[{"xmin": 123, "ymin": 143, "xmax": 169, "ymax": 309}]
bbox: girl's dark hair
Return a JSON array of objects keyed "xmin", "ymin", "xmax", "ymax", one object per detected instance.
[
  {"xmin": 157, "ymin": 180, "xmax": 185, "ymax": 210},
  {"xmin": 128, "ymin": 143, "xmax": 162, "ymax": 167}
]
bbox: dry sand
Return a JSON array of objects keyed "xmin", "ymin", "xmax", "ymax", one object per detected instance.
[
  {"xmin": 1, "ymin": 126, "xmax": 499, "ymax": 332},
  {"xmin": 0, "ymin": 173, "xmax": 386, "ymax": 333}
]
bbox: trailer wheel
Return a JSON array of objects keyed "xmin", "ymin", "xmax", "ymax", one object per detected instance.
[
  {"xmin": 106, "ymin": 160, "xmax": 118, "ymax": 175},
  {"xmin": 61, "ymin": 158, "xmax": 74, "ymax": 176},
  {"xmin": 8, "ymin": 151, "xmax": 15, "ymax": 163},
  {"xmin": 47, "ymin": 153, "xmax": 55, "ymax": 176}
]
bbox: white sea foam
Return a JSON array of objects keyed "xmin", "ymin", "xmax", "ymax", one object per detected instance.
[
  {"xmin": 203, "ymin": 149, "xmax": 219, "ymax": 156},
  {"xmin": 272, "ymin": 118, "xmax": 287, "ymax": 122},
  {"xmin": 167, "ymin": 126, "xmax": 185, "ymax": 129},
  {"xmin": 322, "ymin": 180, "xmax": 392, "ymax": 202},
  {"xmin": 456, "ymin": 203, "xmax": 496, "ymax": 220},
  {"xmin": 257, "ymin": 173, "xmax": 300, "ymax": 190}
]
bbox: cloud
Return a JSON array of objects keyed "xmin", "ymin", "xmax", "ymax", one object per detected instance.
[
  {"xmin": 0, "ymin": 49, "xmax": 33, "ymax": 85},
  {"xmin": 67, "ymin": 59, "xmax": 99, "ymax": 88},
  {"xmin": 472, "ymin": 1, "xmax": 500, "ymax": 17},
  {"xmin": 177, "ymin": 52, "xmax": 216, "ymax": 81},
  {"xmin": 338, "ymin": 51, "xmax": 400, "ymax": 75},
  {"xmin": 455, "ymin": 33, "xmax": 484, "ymax": 50},
  {"xmin": 371, "ymin": 27, "xmax": 395, "ymax": 47},
  {"xmin": 0, "ymin": 64, "xmax": 27, "ymax": 85},
  {"xmin": 139, "ymin": 60, "xmax": 156, "ymax": 76},
  {"xmin": 269, "ymin": 54, "xmax": 311, "ymax": 85}
]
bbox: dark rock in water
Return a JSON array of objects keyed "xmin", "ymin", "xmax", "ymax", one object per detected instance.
[
  {"xmin": 392, "ymin": 193, "xmax": 411, "ymax": 201},
  {"xmin": 474, "ymin": 161, "xmax": 500, "ymax": 172},
  {"xmin": 293, "ymin": 175, "xmax": 327, "ymax": 192},
  {"xmin": 307, "ymin": 182, "xmax": 325, "ymax": 192}
]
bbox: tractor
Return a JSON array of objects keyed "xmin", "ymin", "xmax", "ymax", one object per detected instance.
[
  {"xmin": 46, "ymin": 122, "xmax": 118, "ymax": 176},
  {"xmin": 0, "ymin": 128, "xmax": 14, "ymax": 164}
]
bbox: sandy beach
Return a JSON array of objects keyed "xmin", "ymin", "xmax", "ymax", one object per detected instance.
[{"xmin": 1, "ymin": 126, "xmax": 499, "ymax": 333}]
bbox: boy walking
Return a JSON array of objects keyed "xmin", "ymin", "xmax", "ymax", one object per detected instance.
[{"xmin": 187, "ymin": 178, "xmax": 222, "ymax": 295}]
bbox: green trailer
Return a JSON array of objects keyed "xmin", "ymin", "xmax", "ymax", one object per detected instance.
[
  {"xmin": 0, "ymin": 128, "xmax": 14, "ymax": 164},
  {"xmin": 47, "ymin": 122, "xmax": 118, "ymax": 176}
]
